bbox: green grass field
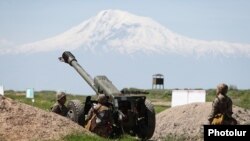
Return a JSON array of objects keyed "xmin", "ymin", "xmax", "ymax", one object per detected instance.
[
  {"xmin": 206, "ymin": 89, "xmax": 250, "ymax": 109},
  {"xmin": 5, "ymin": 89, "xmax": 249, "ymax": 111},
  {"xmin": 4, "ymin": 90, "xmax": 87, "ymax": 111},
  {"xmin": 62, "ymin": 134, "xmax": 138, "ymax": 141}
]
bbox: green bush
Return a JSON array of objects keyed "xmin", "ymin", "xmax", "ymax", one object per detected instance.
[{"xmin": 146, "ymin": 89, "xmax": 171, "ymax": 101}]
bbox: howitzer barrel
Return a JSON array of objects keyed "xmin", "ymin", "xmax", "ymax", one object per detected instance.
[{"xmin": 59, "ymin": 51, "xmax": 98, "ymax": 93}]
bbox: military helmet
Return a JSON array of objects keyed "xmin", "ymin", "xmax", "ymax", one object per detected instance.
[
  {"xmin": 56, "ymin": 92, "xmax": 66, "ymax": 101},
  {"xmin": 217, "ymin": 83, "xmax": 228, "ymax": 95},
  {"xmin": 97, "ymin": 94, "xmax": 108, "ymax": 104}
]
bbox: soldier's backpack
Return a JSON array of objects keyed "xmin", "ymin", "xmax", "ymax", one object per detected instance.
[{"xmin": 211, "ymin": 113, "xmax": 224, "ymax": 125}]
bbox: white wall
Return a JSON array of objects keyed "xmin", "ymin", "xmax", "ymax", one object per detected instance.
[{"xmin": 171, "ymin": 90, "xmax": 206, "ymax": 107}]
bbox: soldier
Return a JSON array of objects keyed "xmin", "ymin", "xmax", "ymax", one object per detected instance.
[
  {"xmin": 51, "ymin": 91, "xmax": 69, "ymax": 117},
  {"xmin": 85, "ymin": 94, "xmax": 113, "ymax": 138},
  {"xmin": 208, "ymin": 83, "xmax": 237, "ymax": 125}
]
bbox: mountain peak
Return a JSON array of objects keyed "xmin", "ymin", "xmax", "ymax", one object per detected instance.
[
  {"xmin": 97, "ymin": 9, "xmax": 130, "ymax": 17},
  {"xmin": 96, "ymin": 9, "xmax": 142, "ymax": 20},
  {"xmin": 1, "ymin": 9, "xmax": 250, "ymax": 57}
]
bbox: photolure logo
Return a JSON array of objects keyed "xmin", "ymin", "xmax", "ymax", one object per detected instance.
[
  {"xmin": 204, "ymin": 125, "xmax": 250, "ymax": 141},
  {"xmin": 208, "ymin": 129, "xmax": 247, "ymax": 136}
]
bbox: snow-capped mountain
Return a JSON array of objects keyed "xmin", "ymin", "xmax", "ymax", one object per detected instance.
[{"xmin": 1, "ymin": 9, "xmax": 250, "ymax": 56}]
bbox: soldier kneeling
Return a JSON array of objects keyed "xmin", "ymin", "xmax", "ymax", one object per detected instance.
[{"xmin": 85, "ymin": 94, "xmax": 114, "ymax": 138}]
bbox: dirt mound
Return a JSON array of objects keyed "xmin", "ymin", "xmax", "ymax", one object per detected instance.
[
  {"xmin": 0, "ymin": 95, "xmax": 89, "ymax": 141},
  {"xmin": 152, "ymin": 102, "xmax": 250, "ymax": 141}
]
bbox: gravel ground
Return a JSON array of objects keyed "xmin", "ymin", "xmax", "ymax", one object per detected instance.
[
  {"xmin": 152, "ymin": 102, "xmax": 250, "ymax": 141},
  {"xmin": 0, "ymin": 95, "xmax": 89, "ymax": 141}
]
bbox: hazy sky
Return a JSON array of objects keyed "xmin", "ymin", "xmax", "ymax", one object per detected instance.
[{"xmin": 0, "ymin": 0, "xmax": 250, "ymax": 94}]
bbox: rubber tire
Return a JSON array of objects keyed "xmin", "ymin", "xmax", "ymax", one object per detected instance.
[
  {"xmin": 66, "ymin": 100, "xmax": 85, "ymax": 126},
  {"xmin": 137, "ymin": 99, "xmax": 156, "ymax": 140}
]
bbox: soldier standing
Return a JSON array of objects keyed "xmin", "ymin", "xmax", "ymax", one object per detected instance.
[
  {"xmin": 85, "ymin": 94, "xmax": 113, "ymax": 138},
  {"xmin": 208, "ymin": 83, "xmax": 237, "ymax": 125},
  {"xmin": 51, "ymin": 92, "xmax": 69, "ymax": 117}
]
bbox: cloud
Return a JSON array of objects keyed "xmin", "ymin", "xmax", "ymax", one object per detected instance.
[{"xmin": 0, "ymin": 38, "xmax": 16, "ymax": 54}]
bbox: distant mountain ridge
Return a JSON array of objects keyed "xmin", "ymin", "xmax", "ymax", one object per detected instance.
[{"xmin": 1, "ymin": 9, "xmax": 250, "ymax": 57}]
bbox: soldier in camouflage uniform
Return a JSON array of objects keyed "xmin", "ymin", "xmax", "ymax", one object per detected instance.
[
  {"xmin": 208, "ymin": 83, "xmax": 237, "ymax": 125},
  {"xmin": 51, "ymin": 92, "xmax": 69, "ymax": 117},
  {"xmin": 85, "ymin": 94, "xmax": 113, "ymax": 138}
]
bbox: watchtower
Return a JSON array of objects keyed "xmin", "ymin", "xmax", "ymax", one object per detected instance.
[{"xmin": 152, "ymin": 74, "xmax": 164, "ymax": 89}]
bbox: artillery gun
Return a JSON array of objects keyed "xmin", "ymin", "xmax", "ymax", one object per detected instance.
[{"xmin": 59, "ymin": 51, "xmax": 155, "ymax": 139}]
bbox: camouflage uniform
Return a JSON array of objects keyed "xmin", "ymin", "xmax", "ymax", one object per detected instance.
[
  {"xmin": 51, "ymin": 92, "xmax": 68, "ymax": 117},
  {"xmin": 51, "ymin": 102, "xmax": 68, "ymax": 116},
  {"xmin": 208, "ymin": 83, "xmax": 237, "ymax": 125},
  {"xmin": 85, "ymin": 94, "xmax": 113, "ymax": 138}
]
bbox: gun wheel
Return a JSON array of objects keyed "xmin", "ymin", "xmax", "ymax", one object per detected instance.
[
  {"xmin": 137, "ymin": 99, "xmax": 156, "ymax": 140},
  {"xmin": 67, "ymin": 100, "xmax": 85, "ymax": 126}
]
